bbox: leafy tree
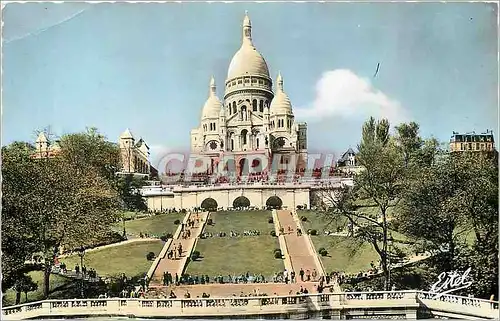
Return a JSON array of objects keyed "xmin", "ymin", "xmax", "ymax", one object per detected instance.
[
  {"xmin": 58, "ymin": 127, "xmax": 121, "ymax": 180},
  {"xmin": 318, "ymin": 117, "xmax": 431, "ymax": 290},
  {"xmin": 399, "ymin": 151, "xmax": 498, "ymax": 298},
  {"xmin": 2, "ymin": 135, "xmax": 120, "ymax": 299},
  {"xmin": 13, "ymin": 274, "xmax": 38, "ymax": 304},
  {"xmin": 116, "ymin": 174, "xmax": 147, "ymax": 212}
]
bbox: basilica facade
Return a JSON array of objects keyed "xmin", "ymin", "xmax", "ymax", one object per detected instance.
[{"xmin": 190, "ymin": 13, "xmax": 308, "ymax": 176}]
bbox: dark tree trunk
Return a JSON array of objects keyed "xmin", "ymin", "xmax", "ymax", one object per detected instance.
[{"xmin": 43, "ymin": 266, "xmax": 51, "ymax": 299}]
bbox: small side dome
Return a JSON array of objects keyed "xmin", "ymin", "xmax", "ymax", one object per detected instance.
[
  {"xmin": 270, "ymin": 72, "xmax": 293, "ymax": 115},
  {"xmin": 202, "ymin": 76, "xmax": 223, "ymax": 119}
]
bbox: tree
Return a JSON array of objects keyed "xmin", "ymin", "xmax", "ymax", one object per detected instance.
[
  {"xmin": 2, "ymin": 136, "xmax": 120, "ymax": 299},
  {"xmin": 318, "ymin": 117, "xmax": 426, "ymax": 290},
  {"xmin": 13, "ymin": 274, "xmax": 38, "ymax": 304},
  {"xmin": 116, "ymin": 174, "xmax": 147, "ymax": 212},
  {"xmin": 58, "ymin": 127, "xmax": 121, "ymax": 180},
  {"xmin": 399, "ymin": 151, "xmax": 498, "ymax": 298}
]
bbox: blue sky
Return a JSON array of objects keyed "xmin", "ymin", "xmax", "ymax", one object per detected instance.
[{"xmin": 2, "ymin": 2, "xmax": 498, "ymax": 162}]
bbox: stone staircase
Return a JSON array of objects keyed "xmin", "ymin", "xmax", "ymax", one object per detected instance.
[
  {"xmin": 275, "ymin": 210, "xmax": 324, "ymax": 282},
  {"xmin": 150, "ymin": 212, "xmax": 209, "ymax": 285}
]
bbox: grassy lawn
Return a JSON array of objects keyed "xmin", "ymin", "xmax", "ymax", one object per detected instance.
[
  {"xmin": 186, "ymin": 210, "xmax": 282, "ymax": 277},
  {"xmin": 60, "ymin": 240, "xmax": 164, "ymax": 278},
  {"xmin": 205, "ymin": 210, "xmax": 275, "ymax": 234},
  {"xmin": 310, "ymin": 236, "xmax": 379, "ymax": 274},
  {"xmin": 3, "ymin": 271, "xmax": 71, "ymax": 306},
  {"xmin": 186, "ymin": 236, "xmax": 284, "ymax": 277},
  {"xmin": 113, "ymin": 213, "xmax": 185, "ymax": 237},
  {"xmin": 298, "ymin": 209, "xmax": 413, "ymax": 273}
]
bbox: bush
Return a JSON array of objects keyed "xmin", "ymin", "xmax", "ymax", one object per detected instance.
[
  {"xmin": 300, "ymin": 216, "xmax": 307, "ymax": 222},
  {"xmin": 297, "ymin": 205, "xmax": 303, "ymax": 210},
  {"xmin": 319, "ymin": 248, "xmax": 328, "ymax": 256},
  {"xmin": 268, "ymin": 218, "xmax": 273, "ymax": 224},
  {"xmin": 191, "ymin": 250, "xmax": 201, "ymax": 261},
  {"xmin": 274, "ymin": 249, "xmax": 283, "ymax": 259},
  {"xmin": 270, "ymin": 230, "xmax": 276, "ymax": 237},
  {"xmin": 160, "ymin": 233, "xmax": 173, "ymax": 242},
  {"xmin": 309, "ymin": 229, "xmax": 317, "ymax": 236},
  {"xmin": 181, "ymin": 209, "xmax": 187, "ymax": 213},
  {"xmin": 207, "ymin": 218, "xmax": 213, "ymax": 225},
  {"xmin": 146, "ymin": 252, "xmax": 155, "ymax": 261},
  {"xmin": 174, "ymin": 219, "xmax": 181, "ymax": 225}
]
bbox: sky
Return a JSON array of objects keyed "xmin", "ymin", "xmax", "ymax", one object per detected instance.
[{"xmin": 2, "ymin": 2, "xmax": 498, "ymax": 164}]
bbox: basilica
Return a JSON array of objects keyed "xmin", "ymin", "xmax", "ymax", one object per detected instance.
[{"xmin": 190, "ymin": 12, "xmax": 308, "ymax": 177}]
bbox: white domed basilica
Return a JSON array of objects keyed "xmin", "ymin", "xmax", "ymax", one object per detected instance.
[{"xmin": 190, "ymin": 12, "xmax": 308, "ymax": 176}]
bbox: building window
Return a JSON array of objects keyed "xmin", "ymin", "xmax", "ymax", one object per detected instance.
[
  {"xmin": 244, "ymin": 78, "xmax": 250, "ymax": 83},
  {"xmin": 238, "ymin": 80, "xmax": 242, "ymax": 84},
  {"xmin": 231, "ymin": 139, "xmax": 234, "ymax": 151},
  {"xmin": 476, "ymin": 143, "xmax": 479, "ymax": 150},
  {"xmin": 256, "ymin": 138, "xmax": 259, "ymax": 149},
  {"xmin": 232, "ymin": 102, "xmax": 236, "ymax": 114},
  {"xmin": 468, "ymin": 143, "xmax": 472, "ymax": 150},
  {"xmin": 253, "ymin": 99, "xmax": 257, "ymax": 111}
]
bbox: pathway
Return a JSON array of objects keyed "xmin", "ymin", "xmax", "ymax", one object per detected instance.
[
  {"xmin": 275, "ymin": 210, "xmax": 323, "ymax": 282},
  {"xmin": 149, "ymin": 281, "xmax": 325, "ymax": 298},
  {"xmin": 151, "ymin": 212, "xmax": 209, "ymax": 285}
]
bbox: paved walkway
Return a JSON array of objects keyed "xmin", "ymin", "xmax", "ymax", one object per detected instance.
[
  {"xmin": 149, "ymin": 281, "xmax": 325, "ymax": 298},
  {"xmin": 275, "ymin": 210, "xmax": 323, "ymax": 282},
  {"xmin": 151, "ymin": 212, "xmax": 209, "ymax": 284},
  {"xmin": 58, "ymin": 238, "xmax": 159, "ymax": 259}
]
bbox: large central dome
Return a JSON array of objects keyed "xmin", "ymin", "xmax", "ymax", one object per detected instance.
[{"xmin": 227, "ymin": 12, "xmax": 270, "ymax": 80}]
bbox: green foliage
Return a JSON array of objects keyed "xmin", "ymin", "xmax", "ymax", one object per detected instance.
[
  {"xmin": 146, "ymin": 252, "xmax": 155, "ymax": 261},
  {"xmin": 300, "ymin": 216, "xmax": 307, "ymax": 222},
  {"xmin": 116, "ymin": 175, "xmax": 147, "ymax": 212},
  {"xmin": 273, "ymin": 249, "xmax": 282, "ymax": 259},
  {"xmin": 2, "ymin": 129, "xmax": 121, "ymax": 298},
  {"xmin": 191, "ymin": 250, "xmax": 201, "ymax": 261},
  {"xmin": 309, "ymin": 229, "xmax": 318, "ymax": 236},
  {"xmin": 207, "ymin": 218, "xmax": 213, "ymax": 225},
  {"xmin": 319, "ymin": 117, "xmax": 436, "ymax": 290},
  {"xmin": 174, "ymin": 219, "xmax": 181, "ymax": 225},
  {"xmin": 318, "ymin": 247, "xmax": 328, "ymax": 256},
  {"xmin": 399, "ymin": 152, "xmax": 498, "ymax": 298},
  {"xmin": 268, "ymin": 217, "xmax": 273, "ymax": 224},
  {"xmin": 270, "ymin": 230, "xmax": 276, "ymax": 237}
]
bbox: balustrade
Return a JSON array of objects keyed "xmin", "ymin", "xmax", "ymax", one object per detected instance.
[{"xmin": 2, "ymin": 291, "xmax": 498, "ymax": 320}]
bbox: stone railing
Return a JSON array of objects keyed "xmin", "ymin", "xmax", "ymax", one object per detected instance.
[
  {"xmin": 2, "ymin": 291, "xmax": 498, "ymax": 320},
  {"xmin": 417, "ymin": 291, "xmax": 499, "ymax": 319}
]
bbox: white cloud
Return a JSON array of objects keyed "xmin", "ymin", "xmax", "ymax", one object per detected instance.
[{"xmin": 295, "ymin": 69, "xmax": 408, "ymax": 124}]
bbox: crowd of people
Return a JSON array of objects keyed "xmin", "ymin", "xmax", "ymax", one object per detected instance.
[{"xmin": 200, "ymin": 230, "xmax": 261, "ymax": 239}]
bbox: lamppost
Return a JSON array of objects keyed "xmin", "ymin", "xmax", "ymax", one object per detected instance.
[{"xmin": 78, "ymin": 247, "xmax": 86, "ymax": 298}]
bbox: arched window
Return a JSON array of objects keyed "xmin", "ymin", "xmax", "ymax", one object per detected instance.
[
  {"xmin": 256, "ymin": 138, "xmax": 259, "ymax": 149},
  {"xmin": 232, "ymin": 102, "xmax": 236, "ymax": 114},
  {"xmin": 253, "ymin": 99, "xmax": 257, "ymax": 111},
  {"xmin": 259, "ymin": 100, "xmax": 264, "ymax": 112},
  {"xmin": 241, "ymin": 129, "xmax": 248, "ymax": 145},
  {"xmin": 228, "ymin": 104, "xmax": 231, "ymax": 114},
  {"xmin": 213, "ymin": 123, "xmax": 216, "ymax": 131}
]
